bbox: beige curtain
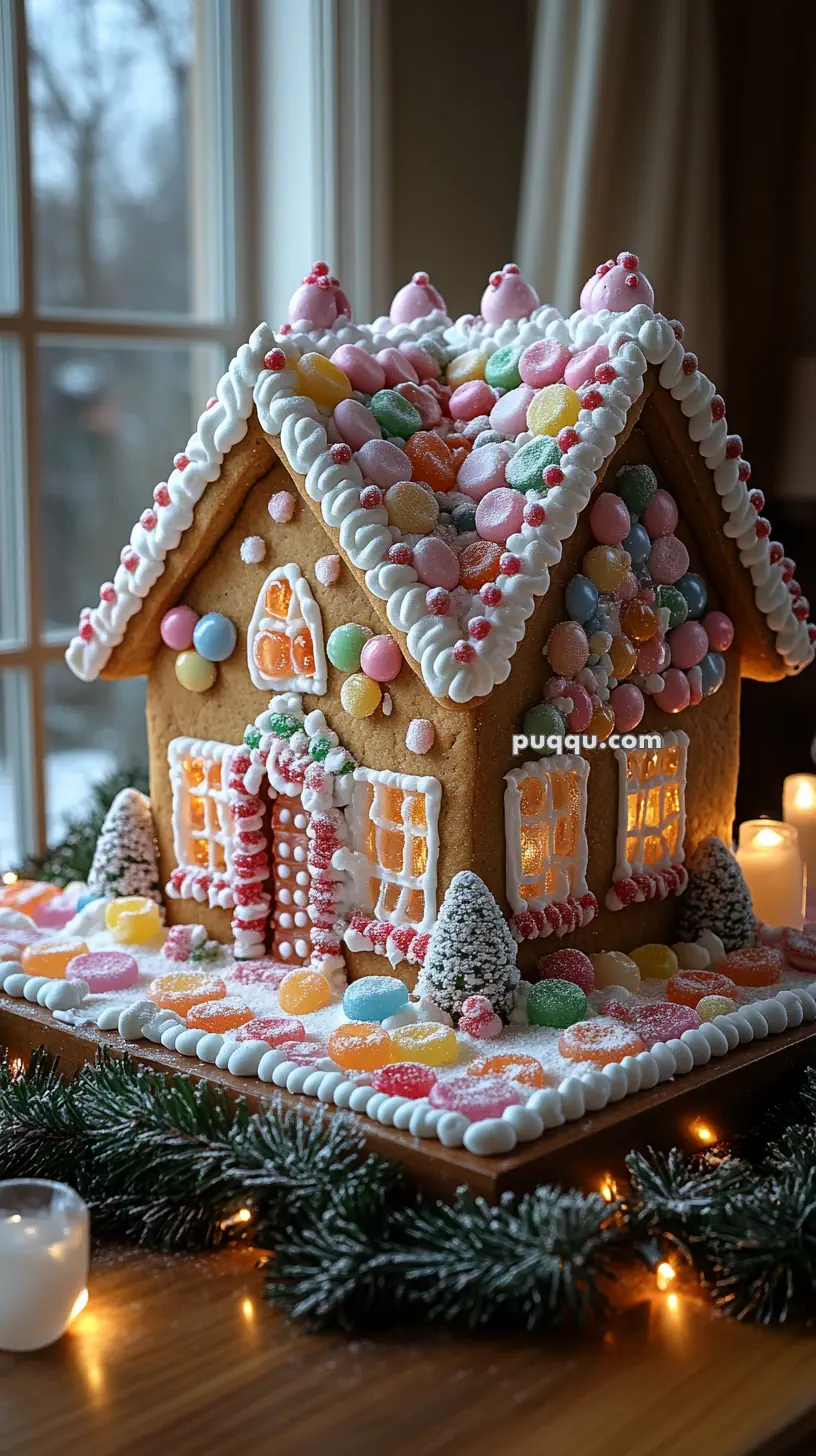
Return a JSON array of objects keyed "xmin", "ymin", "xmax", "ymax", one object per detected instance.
[{"xmin": 517, "ymin": 0, "xmax": 723, "ymax": 376}]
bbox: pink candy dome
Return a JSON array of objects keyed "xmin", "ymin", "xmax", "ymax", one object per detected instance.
[
  {"xmin": 389, "ymin": 271, "xmax": 447, "ymax": 324},
  {"xmin": 579, "ymin": 252, "xmax": 655, "ymax": 314},
  {"xmin": 480, "ymin": 264, "xmax": 540, "ymax": 325},
  {"xmin": 287, "ymin": 262, "xmax": 352, "ymax": 328}
]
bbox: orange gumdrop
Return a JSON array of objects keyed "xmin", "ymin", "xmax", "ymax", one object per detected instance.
[
  {"xmin": 265, "ymin": 578, "xmax": 292, "ymax": 619},
  {"xmin": 667, "ymin": 970, "xmax": 737, "ymax": 1007},
  {"xmin": 405, "ymin": 431, "xmax": 457, "ymax": 492},
  {"xmin": 609, "ymin": 634, "xmax": 638, "ymax": 679},
  {"xmin": 187, "ymin": 996, "xmax": 254, "ymax": 1032},
  {"xmin": 620, "ymin": 600, "xmax": 658, "ymax": 643},
  {"xmin": 328, "ymin": 1021, "xmax": 391, "ymax": 1071},
  {"xmin": 467, "ymin": 1053, "xmax": 550, "ymax": 1088},
  {"xmin": 292, "ymin": 628, "xmax": 315, "ymax": 676},
  {"xmin": 558, "ymin": 1018, "xmax": 646, "ymax": 1064},
  {"xmin": 21, "ymin": 937, "xmax": 88, "ymax": 980},
  {"xmin": 720, "ymin": 947, "xmax": 783, "ymax": 986},
  {"xmin": 459, "ymin": 539, "xmax": 503, "ymax": 589},
  {"xmin": 149, "ymin": 971, "xmax": 226, "ymax": 1015},
  {"xmin": 278, "ymin": 969, "xmax": 332, "ymax": 1014},
  {"xmin": 254, "ymin": 630, "xmax": 291, "ymax": 678}
]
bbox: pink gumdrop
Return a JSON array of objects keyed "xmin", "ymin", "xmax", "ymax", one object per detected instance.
[
  {"xmin": 589, "ymin": 492, "xmax": 631, "ymax": 545},
  {"xmin": 287, "ymin": 280, "xmax": 338, "ymax": 329},
  {"xmin": 537, "ymin": 948, "xmax": 595, "ymax": 995},
  {"xmin": 566, "ymin": 682, "xmax": 593, "ymax": 732},
  {"xmin": 617, "ymin": 570, "xmax": 639, "ymax": 602},
  {"xmin": 330, "ymin": 345, "xmax": 386, "ymax": 394},
  {"xmin": 449, "ymin": 379, "xmax": 496, "ymax": 422},
  {"xmin": 160, "ymin": 605, "xmax": 199, "ymax": 651},
  {"xmin": 405, "ymin": 718, "xmax": 435, "ymax": 754},
  {"xmin": 609, "ymin": 682, "xmax": 645, "ymax": 732},
  {"xmin": 637, "ymin": 636, "xmax": 669, "ymax": 675},
  {"xmin": 396, "ymin": 382, "xmax": 441, "ymax": 429},
  {"xmin": 547, "ymin": 620, "xmax": 589, "ymax": 676},
  {"xmin": 356, "ymin": 439, "xmax": 412, "ymax": 489},
  {"xmin": 229, "ymin": 960, "xmax": 291, "ymax": 988},
  {"xmin": 703, "ymin": 611, "xmax": 734, "ymax": 652},
  {"xmin": 360, "ymin": 634, "xmax": 402, "ymax": 682},
  {"xmin": 274, "ymin": 1038, "xmax": 330, "ymax": 1065},
  {"xmin": 399, "ymin": 341, "xmax": 441, "ymax": 381},
  {"xmin": 389, "ymin": 272, "xmax": 447, "ymax": 325},
  {"xmin": 33, "ymin": 899, "xmax": 76, "ymax": 931},
  {"xmin": 376, "ymin": 347, "xmax": 419, "ymax": 388},
  {"xmin": 333, "ymin": 398, "xmax": 380, "ymax": 450},
  {"xmin": 67, "ymin": 950, "xmax": 139, "ymax": 992},
  {"xmin": 413, "ymin": 537, "xmax": 460, "ymax": 590},
  {"xmin": 669, "ymin": 620, "xmax": 709, "ymax": 670},
  {"xmin": 0, "ymin": 927, "xmax": 45, "ymax": 957},
  {"xmin": 634, "ymin": 1002, "xmax": 701, "ymax": 1048},
  {"xmin": 648, "ymin": 535, "xmax": 689, "ymax": 585},
  {"xmin": 564, "ymin": 343, "xmax": 609, "ymax": 389},
  {"xmin": 480, "ymin": 268, "xmax": 540, "ymax": 325},
  {"xmin": 429, "ymin": 1073, "xmax": 521, "ymax": 1120},
  {"xmin": 475, "ymin": 487, "xmax": 526, "ymax": 544},
  {"xmin": 518, "ymin": 338, "xmax": 571, "ymax": 389},
  {"xmin": 589, "ymin": 264, "xmax": 655, "ymax": 313},
  {"xmin": 234, "ymin": 1016, "xmax": 305, "ymax": 1046},
  {"xmin": 489, "ymin": 384, "xmax": 535, "ymax": 437},
  {"xmin": 642, "ymin": 488, "xmax": 679, "ymax": 539},
  {"xmin": 653, "ymin": 667, "xmax": 691, "ymax": 714},
  {"xmin": 456, "ymin": 443, "xmax": 508, "ymax": 501}
]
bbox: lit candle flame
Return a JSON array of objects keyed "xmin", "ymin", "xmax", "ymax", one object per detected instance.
[
  {"xmin": 794, "ymin": 779, "xmax": 816, "ymax": 811},
  {"xmin": 69, "ymin": 1288, "xmax": 89, "ymax": 1323},
  {"xmin": 754, "ymin": 827, "xmax": 783, "ymax": 849},
  {"xmin": 656, "ymin": 1261, "xmax": 675, "ymax": 1291}
]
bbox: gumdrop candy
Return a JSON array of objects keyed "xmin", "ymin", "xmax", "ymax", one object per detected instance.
[
  {"xmin": 629, "ymin": 944, "xmax": 678, "ymax": 980},
  {"xmin": 527, "ymin": 384, "xmax": 581, "ymax": 438},
  {"xmin": 546, "ymin": 620, "xmax": 590, "ymax": 676},
  {"xmin": 609, "ymin": 683, "xmax": 645, "ymax": 732},
  {"xmin": 616, "ymin": 463, "xmax": 658, "ymax": 515},
  {"xmin": 296, "ymin": 352, "xmax": 352, "ymax": 411},
  {"xmin": 328, "ymin": 1020, "xmax": 391, "ymax": 1070},
  {"xmin": 697, "ymin": 994, "xmax": 737, "ymax": 1020},
  {"xmin": 66, "ymin": 950, "xmax": 138, "ymax": 992},
  {"xmin": 669, "ymin": 622, "xmax": 709, "ymax": 671},
  {"xmin": 105, "ymin": 896, "xmax": 162, "ymax": 945},
  {"xmin": 564, "ymin": 343, "xmax": 608, "ymax": 389},
  {"xmin": 583, "ymin": 545, "xmax": 630, "ymax": 593},
  {"xmin": 667, "ymin": 969, "xmax": 738, "ymax": 1006},
  {"xmin": 475, "ymin": 487, "xmax": 525, "ymax": 544},
  {"xmin": 458, "ymin": 995, "xmax": 503, "ymax": 1039},
  {"xmin": 343, "ymin": 975, "xmax": 409, "ymax": 1023},
  {"xmin": 590, "ymin": 951, "xmax": 642, "ymax": 993},
  {"xmin": 449, "ymin": 379, "xmax": 495, "ymax": 421},
  {"xmin": 149, "ymin": 971, "xmax": 226, "ymax": 1014},
  {"xmin": 356, "ymin": 438, "xmax": 412, "ymax": 490},
  {"xmin": 413, "ymin": 537, "xmax": 460, "ymax": 590},
  {"xmin": 233, "ymin": 1016, "xmax": 305, "ymax": 1046},
  {"xmin": 649, "ymin": 535, "xmax": 689, "ymax": 586},
  {"xmin": 21, "ymin": 937, "xmax": 88, "ymax": 980},
  {"xmin": 609, "ymin": 634, "xmax": 639, "ymax": 678},
  {"xmin": 385, "ymin": 481, "xmax": 439, "ymax": 534},
  {"xmin": 333, "ymin": 397, "xmax": 381, "ymax": 449},
  {"xmin": 652, "ymin": 668, "xmax": 691, "ymax": 714},
  {"xmin": 405, "ymin": 431, "xmax": 456, "ymax": 492},
  {"xmin": 781, "ymin": 927, "xmax": 816, "ymax": 972},
  {"xmin": 330, "ymin": 346, "xmax": 386, "ymax": 395},
  {"xmin": 558, "ymin": 1017, "xmax": 646, "ymax": 1064},
  {"xmin": 467, "ymin": 1053, "xmax": 548, "ymax": 1088},
  {"xmin": 527, "ymin": 978, "xmax": 587, "ymax": 1028},
  {"xmin": 229, "ymin": 960, "xmax": 292, "ymax": 988},
  {"xmin": 702, "ymin": 611, "xmax": 734, "ymax": 653},
  {"xmin": 370, "ymin": 388, "xmax": 422, "ymax": 440},
  {"xmin": 279, "ymin": 969, "xmax": 333, "ymax": 1014},
  {"xmin": 489, "ymin": 384, "xmax": 535, "ymax": 437},
  {"xmin": 371, "ymin": 1061, "xmax": 437, "ymax": 1098},
  {"xmin": 480, "ymin": 265, "xmax": 540, "ymax": 325},
  {"xmin": 620, "ymin": 599, "xmax": 658, "ymax": 643},
  {"xmin": 589, "ymin": 492, "xmax": 631, "ymax": 546},
  {"xmin": 340, "ymin": 673, "xmax": 382, "ymax": 718},
  {"xmin": 389, "ymin": 1022, "xmax": 460, "ymax": 1065},
  {"xmin": 632, "ymin": 1002, "xmax": 701, "ymax": 1047},
  {"xmin": 642, "ymin": 488, "xmax": 679, "ymax": 539},
  {"xmin": 428, "ymin": 1073, "xmax": 521, "ymax": 1120},
  {"xmin": 458, "ymin": 540, "xmax": 503, "ymax": 589},
  {"xmin": 376, "ymin": 346, "xmax": 418, "ymax": 388},
  {"xmin": 456, "ymin": 444, "xmax": 508, "ymax": 501},
  {"xmin": 720, "ymin": 946, "xmax": 783, "ymax": 986},
  {"xmin": 518, "ymin": 339, "xmax": 570, "ymax": 389},
  {"xmin": 187, "ymin": 997, "xmax": 254, "ymax": 1033},
  {"xmin": 537, "ymin": 948, "xmax": 594, "ymax": 994},
  {"xmin": 485, "ymin": 344, "xmax": 523, "ymax": 391},
  {"xmin": 389, "ymin": 271, "xmax": 446, "ymax": 324},
  {"xmin": 275, "ymin": 1038, "xmax": 331, "ymax": 1065}
]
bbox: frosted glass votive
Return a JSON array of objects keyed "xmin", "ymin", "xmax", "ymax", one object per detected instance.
[{"xmin": 0, "ymin": 1180, "xmax": 89, "ymax": 1352}]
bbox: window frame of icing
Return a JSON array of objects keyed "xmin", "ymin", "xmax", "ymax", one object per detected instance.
[
  {"xmin": 503, "ymin": 755, "xmax": 590, "ymax": 915},
  {"xmin": 247, "ymin": 562, "xmax": 328, "ymax": 694},
  {"xmin": 167, "ymin": 737, "xmax": 238, "ymax": 895},
  {"xmin": 342, "ymin": 767, "xmax": 441, "ymax": 933},
  {"xmin": 612, "ymin": 729, "xmax": 689, "ymax": 879}
]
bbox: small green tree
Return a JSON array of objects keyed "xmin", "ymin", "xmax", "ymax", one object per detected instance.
[
  {"xmin": 418, "ymin": 871, "xmax": 520, "ymax": 1019},
  {"xmin": 677, "ymin": 836, "xmax": 756, "ymax": 950},
  {"xmin": 86, "ymin": 788, "xmax": 162, "ymax": 906}
]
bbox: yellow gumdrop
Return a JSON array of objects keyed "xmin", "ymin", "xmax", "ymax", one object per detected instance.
[
  {"xmin": 296, "ymin": 351, "xmax": 352, "ymax": 410},
  {"xmin": 21, "ymin": 937, "xmax": 88, "ymax": 980},
  {"xmin": 583, "ymin": 545, "xmax": 630, "ymax": 592},
  {"xmin": 446, "ymin": 349, "xmax": 486, "ymax": 388},
  {"xmin": 278, "ymin": 968, "xmax": 332, "ymax": 1014},
  {"xmin": 175, "ymin": 650, "xmax": 217, "ymax": 694},
  {"xmin": 630, "ymin": 943, "xmax": 679, "ymax": 980},
  {"xmin": 340, "ymin": 673, "xmax": 382, "ymax": 718},
  {"xmin": 590, "ymin": 950, "xmax": 641, "ymax": 993},
  {"xmin": 384, "ymin": 481, "xmax": 439, "ymax": 534},
  {"xmin": 697, "ymin": 994, "xmax": 737, "ymax": 1021},
  {"xmin": 105, "ymin": 895, "xmax": 163, "ymax": 945},
  {"xmin": 526, "ymin": 383, "xmax": 581, "ymax": 437},
  {"xmin": 389, "ymin": 1022, "xmax": 460, "ymax": 1066}
]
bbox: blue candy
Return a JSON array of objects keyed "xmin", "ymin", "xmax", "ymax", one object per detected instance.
[
  {"xmin": 565, "ymin": 574, "xmax": 600, "ymax": 624},
  {"xmin": 676, "ymin": 573, "xmax": 708, "ymax": 620},
  {"xmin": 699, "ymin": 650, "xmax": 726, "ymax": 696},
  {"xmin": 452, "ymin": 503, "xmax": 477, "ymax": 533},
  {"xmin": 342, "ymin": 975, "xmax": 409, "ymax": 1023},
  {"xmin": 192, "ymin": 612, "xmax": 237, "ymax": 662},
  {"xmin": 75, "ymin": 893, "xmax": 101, "ymax": 912},
  {"xmin": 622, "ymin": 522, "xmax": 651, "ymax": 564}
]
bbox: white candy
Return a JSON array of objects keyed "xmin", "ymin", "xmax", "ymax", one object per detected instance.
[
  {"xmin": 436, "ymin": 1111, "xmax": 470, "ymax": 1147},
  {"xmin": 227, "ymin": 1041, "xmax": 268, "ymax": 1077},
  {"xmin": 23, "ymin": 976, "xmax": 49, "ymax": 1003},
  {"xmin": 526, "ymin": 1088, "xmax": 565, "ymax": 1127},
  {"xmin": 672, "ymin": 941, "xmax": 710, "ymax": 970},
  {"xmin": 501, "ymin": 1105, "xmax": 544, "ymax": 1142},
  {"xmin": 196, "ymin": 1033, "xmax": 225, "ymax": 1064},
  {"xmin": 462, "ymin": 1118, "xmax": 517, "ymax": 1156}
]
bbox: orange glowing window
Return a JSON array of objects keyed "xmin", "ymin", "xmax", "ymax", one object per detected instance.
[
  {"xmin": 612, "ymin": 732, "xmax": 689, "ymax": 880},
  {"xmin": 169, "ymin": 739, "xmax": 237, "ymax": 888},
  {"xmin": 349, "ymin": 770, "xmax": 441, "ymax": 932},
  {"xmin": 249, "ymin": 565, "xmax": 327, "ymax": 693},
  {"xmin": 504, "ymin": 757, "xmax": 590, "ymax": 914}
]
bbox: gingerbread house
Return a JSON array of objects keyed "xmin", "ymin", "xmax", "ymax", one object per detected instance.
[{"xmin": 64, "ymin": 255, "xmax": 814, "ymax": 986}]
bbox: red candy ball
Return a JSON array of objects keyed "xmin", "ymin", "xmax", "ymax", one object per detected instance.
[
  {"xmin": 537, "ymin": 948, "xmax": 595, "ymax": 995},
  {"xmin": 371, "ymin": 1061, "xmax": 438, "ymax": 1099}
]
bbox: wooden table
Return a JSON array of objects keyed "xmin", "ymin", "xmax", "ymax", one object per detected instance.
[{"xmin": 2, "ymin": 1245, "xmax": 816, "ymax": 1456}]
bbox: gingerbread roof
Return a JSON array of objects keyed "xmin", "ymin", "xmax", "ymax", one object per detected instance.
[{"xmin": 65, "ymin": 261, "xmax": 814, "ymax": 701}]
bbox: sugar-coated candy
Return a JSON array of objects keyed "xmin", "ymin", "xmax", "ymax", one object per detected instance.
[
  {"xmin": 642, "ymin": 488, "xmax": 678, "ymax": 538},
  {"xmin": 481, "ymin": 265, "xmax": 540, "ymax": 324},
  {"xmin": 371, "ymin": 1061, "xmax": 437, "ymax": 1099},
  {"xmin": 591, "ymin": 950, "xmax": 642, "ymax": 992},
  {"xmin": 697, "ymin": 994, "xmax": 737, "ymax": 1020},
  {"xmin": 458, "ymin": 540, "xmax": 503, "ymax": 588},
  {"xmin": 445, "ymin": 349, "xmax": 486, "ymax": 389},
  {"xmin": 229, "ymin": 959, "xmax": 291, "ymax": 988},
  {"xmin": 699, "ymin": 651, "xmax": 727, "ymax": 696},
  {"xmin": 589, "ymin": 492, "xmax": 631, "ymax": 546},
  {"xmin": 566, "ymin": 682, "xmax": 594, "ymax": 731},
  {"xmin": 559, "ymin": 1018, "xmax": 646, "ymax": 1064},
  {"xmin": 565, "ymin": 574, "xmax": 599, "ymax": 623},
  {"xmin": 399, "ymin": 340, "xmax": 441, "ymax": 380},
  {"xmin": 588, "ymin": 703, "xmax": 615, "ymax": 741},
  {"xmin": 240, "ymin": 535, "xmax": 266, "ymax": 565},
  {"xmin": 376, "ymin": 346, "xmax": 418, "ymax": 388},
  {"xmin": 395, "ymin": 382, "xmax": 441, "ymax": 430},
  {"xmin": 456, "ymin": 443, "xmax": 508, "ymax": 501},
  {"xmin": 475, "ymin": 487, "xmax": 526, "ymax": 544},
  {"xmin": 405, "ymin": 718, "xmax": 435, "ymax": 754},
  {"xmin": 192, "ymin": 612, "xmax": 237, "ymax": 663},
  {"xmin": 608, "ymin": 634, "xmax": 638, "ymax": 678},
  {"xmin": 149, "ymin": 971, "xmax": 226, "ymax": 1014},
  {"xmin": 781, "ymin": 927, "xmax": 816, "ymax": 972},
  {"xmin": 106, "ymin": 896, "xmax": 162, "ymax": 944},
  {"xmin": 485, "ymin": 344, "xmax": 523, "ymax": 391},
  {"xmin": 616, "ymin": 463, "xmax": 658, "ymax": 515},
  {"xmin": 413, "ymin": 537, "xmax": 460, "ymax": 590},
  {"xmin": 656, "ymin": 585, "xmax": 689, "ymax": 629},
  {"xmin": 458, "ymin": 994, "xmax": 503, "ymax": 1039},
  {"xmin": 527, "ymin": 383, "xmax": 581, "ymax": 438},
  {"xmin": 275, "ymin": 1038, "xmax": 330, "ymax": 1065},
  {"xmin": 288, "ymin": 273, "xmax": 343, "ymax": 328},
  {"xmin": 66, "ymin": 950, "xmax": 138, "ymax": 992},
  {"xmin": 315, "ymin": 553, "xmax": 341, "ymax": 587},
  {"xmin": 720, "ymin": 946, "xmax": 783, "ymax": 986},
  {"xmin": 449, "ymin": 379, "xmax": 495, "ymax": 421},
  {"xmin": 405, "ymin": 431, "xmax": 456, "ymax": 492},
  {"xmin": 669, "ymin": 621, "xmax": 709, "ymax": 670},
  {"xmin": 633, "ymin": 1002, "xmax": 701, "ymax": 1047},
  {"xmin": 585, "ymin": 258, "xmax": 654, "ymax": 312},
  {"xmin": 467, "ymin": 1053, "xmax": 548, "ymax": 1088},
  {"xmin": 522, "ymin": 702, "xmax": 565, "ymax": 754},
  {"xmin": 667, "ymin": 969, "xmax": 738, "ymax": 1006},
  {"xmin": 160, "ymin": 605, "xmax": 199, "ymax": 651},
  {"xmin": 622, "ymin": 522, "xmax": 651, "ymax": 564},
  {"xmin": 518, "ymin": 339, "xmax": 570, "ymax": 389},
  {"xmin": 175, "ymin": 650, "xmax": 217, "ymax": 693},
  {"xmin": 233, "ymin": 1016, "xmax": 305, "ymax": 1046},
  {"xmin": 545, "ymin": 620, "xmax": 590, "ymax": 677},
  {"xmin": 328, "ymin": 1020, "xmax": 391, "ymax": 1071},
  {"xmin": 637, "ymin": 637, "xmax": 669, "ymax": 678},
  {"xmin": 341, "ymin": 672, "xmax": 382, "ymax": 718},
  {"xmin": 267, "ymin": 490, "xmax": 296, "ymax": 524},
  {"xmin": 333, "ymin": 397, "xmax": 380, "ymax": 449},
  {"xmin": 630, "ymin": 943, "xmax": 678, "ymax": 980},
  {"xmin": 343, "ymin": 974, "xmax": 409, "ymax": 1023},
  {"xmin": 330, "ymin": 345, "xmax": 386, "ymax": 394},
  {"xmin": 390, "ymin": 1022, "xmax": 459, "ymax": 1065},
  {"xmin": 429, "ymin": 1072, "xmax": 520, "ymax": 1119},
  {"xmin": 356, "ymin": 438, "xmax": 412, "ymax": 490},
  {"xmin": 672, "ymin": 942, "xmax": 710, "ymax": 971},
  {"xmin": 385, "ymin": 480, "xmax": 439, "ymax": 534},
  {"xmin": 653, "ymin": 667, "xmax": 691, "ymax": 714},
  {"xmin": 370, "ymin": 388, "xmax": 421, "ymax": 438},
  {"xmin": 389, "ymin": 271, "xmax": 446, "ymax": 325},
  {"xmin": 527, "ymin": 978, "xmax": 587, "ymax": 1028},
  {"xmin": 296, "ymin": 352, "xmax": 352, "ymax": 410},
  {"xmin": 677, "ymin": 572, "xmax": 708, "ymax": 619},
  {"xmin": 187, "ymin": 997, "xmax": 253, "ymax": 1032},
  {"xmin": 702, "ymin": 611, "xmax": 734, "ymax": 653},
  {"xmin": 649, "ymin": 535, "xmax": 690, "ymax": 585},
  {"xmin": 279, "ymin": 968, "xmax": 333, "ymax": 1014},
  {"xmin": 583, "ymin": 545, "xmax": 631, "ymax": 593},
  {"xmin": 620, "ymin": 599, "xmax": 658, "ymax": 642},
  {"xmin": 326, "ymin": 622, "xmax": 372, "ymax": 672},
  {"xmin": 359, "ymin": 634, "xmax": 402, "ymax": 682},
  {"xmin": 489, "ymin": 384, "xmax": 535, "ymax": 438},
  {"xmin": 609, "ymin": 682, "xmax": 645, "ymax": 732},
  {"xmin": 21, "ymin": 937, "xmax": 88, "ymax": 980}
]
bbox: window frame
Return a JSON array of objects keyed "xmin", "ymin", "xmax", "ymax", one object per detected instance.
[
  {"xmin": 345, "ymin": 767, "xmax": 441, "ymax": 932},
  {"xmin": 611, "ymin": 730, "xmax": 689, "ymax": 880},
  {"xmin": 503, "ymin": 754, "xmax": 590, "ymax": 915}
]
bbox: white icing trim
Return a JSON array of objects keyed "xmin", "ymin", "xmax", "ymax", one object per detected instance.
[
  {"xmin": 611, "ymin": 730, "xmax": 689, "ymax": 881},
  {"xmin": 338, "ymin": 766, "xmax": 441, "ymax": 932},
  {"xmin": 503, "ymin": 755, "xmax": 590, "ymax": 916},
  {"xmin": 247, "ymin": 562, "xmax": 328, "ymax": 694},
  {"xmin": 166, "ymin": 738, "xmax": 238, "ymax": 910}
]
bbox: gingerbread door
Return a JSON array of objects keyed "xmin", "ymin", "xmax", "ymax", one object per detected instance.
[{"xmin": 270, "ymin": 795, "xmax": 312, "ymax": 964}]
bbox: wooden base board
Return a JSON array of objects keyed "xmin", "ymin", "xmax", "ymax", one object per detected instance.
[{"xmin": 3, "ymin": 998, "xmax": 816, "ymax": 1200}]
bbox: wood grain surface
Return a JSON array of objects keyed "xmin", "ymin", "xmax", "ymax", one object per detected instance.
[{"xmin": 1, "ymin": 1245, "xmax": 816, "ymax": 1456}]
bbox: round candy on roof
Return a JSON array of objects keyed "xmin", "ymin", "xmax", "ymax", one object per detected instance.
[
  {"xmin": 193, "ymin": 613, "xmax": 237, "ymax": 663},
  {"xmin": 389, "ymin": 271, "xmax": 446, "ymax": 324},
  {"xmin": 370, "ymin": 388, "xmax": 422, "ymax": 439},
  {"xmin": 160, "ymin": 605, "xmax": 199, "ymax": 651},
  {"xmin": 676, "ymin": 572, "xmax": 708, "ymax": 619},
  {"xmin": 505, "ymin": 436, "xmax": 560, "ymax": 492}
]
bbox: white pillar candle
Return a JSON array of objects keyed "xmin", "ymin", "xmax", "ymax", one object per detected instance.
[
  {"xmin": 783, "ymin": 774, "xmax": 816, "ymax": 886},
  {"xmin": 0, "ymin": 1180, "xmax": 89, "ymax": 1352},
  {"xmin": 735, "ymin": 819, "xmax": 806, "ymax": 930}
]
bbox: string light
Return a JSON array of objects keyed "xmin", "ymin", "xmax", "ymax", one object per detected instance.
[
  {"xmin": 220, "ymin": 1207, "xmax": 253, "ymax": 1230},
  {"xmin": 240, "ymin": 1297, "xmax": 255, "ymax": 1323},
  {"xmin": 690, "ymin": 1119, "xmax": 717, "ymax": 1146},
  {"xmin": 69, "ymin": 1288, "xmax": 89, "ymax": 1323},
  {"xmin": 599, "ymin": 1176, "xmax": 617, "ymax": 1203},
  {"xmin": 666, "ymin": 1292, "xmax": 679, "ymax": 1312},
  {"xmin": 655, "ymin": 1261, "xmax": 675, "ymax": 1291},
  {"xmin": 2, "ymin": 870, "xmax": 18, "ymax": 885}
]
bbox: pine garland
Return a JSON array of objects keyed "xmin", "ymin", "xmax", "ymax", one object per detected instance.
[{"xmin": 4, "ymin": 1049, "xmax": 816, "ymax": 1331}]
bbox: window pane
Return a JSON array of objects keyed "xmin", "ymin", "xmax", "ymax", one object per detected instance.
[
  {"xmin": 0, "ymin": 338, "xmax": 27, "ymax": 646},
  {"xmin": 0, "ymin": 673, "xmax": 31, "ymax": 868},
  {"xmin": 38, "ymin": 337, "xmax": 223, "ymax": 633},
  {"xmin": 44, "ymin": 662, "xmax": 147, "ymax": 845},
  {"xmin": 0, "ymin": 2, "xmax": 19, "ymax": 311},
  {"xmin": 27, "ymin": 0, "xmax": 233, "ymax": 317}
]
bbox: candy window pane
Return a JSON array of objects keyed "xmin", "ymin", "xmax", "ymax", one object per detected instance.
[
  {"xmin": 613, "ymin": 733, "xmax": 689, "ymax": 877},
  {"xmin": 168, "ymin": 738, "xmax": 235, "ymax": 882},
  {"xmin": 504, "ymin": 758, "xmax": 590, "ymax": 914},
  {"xmin": 350, "ymin": 769, "xmax": 441, "ymax": 931}
]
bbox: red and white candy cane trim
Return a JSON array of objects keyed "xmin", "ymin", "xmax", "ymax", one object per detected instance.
[
  {"xmin": 227, "ymin": 748, "xmax": 273, "ymax": 959},
  {"xmin": 344, "ymin": 912, "xmax": 430, "ymax": 967},
  {"xmin": 165, "ymin": 865, "xmax": 234, "ymax": 911},
  {"xmin": 605, "ymin": 865, "xmax": 688, "ymax": 912},
  {"xmin": 510, "ymin": 893, "xmax": 598, "ymax": 943}
]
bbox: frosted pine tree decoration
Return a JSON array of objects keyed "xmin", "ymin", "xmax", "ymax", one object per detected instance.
[
  {"xmin": 87, "ymin": 788, "xmax": 163, "ymax": 907},
  {"xmin": 677, "ymin": 836, "xmax": 757, "ymax": 951},
  {"xmin": 418, "ymin": 871, "xmax": 520, "ymax": 1019}
]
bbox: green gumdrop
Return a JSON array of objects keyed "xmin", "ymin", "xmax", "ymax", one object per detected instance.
[
  {"xmin": 485, "ymin": 344, "xmax": 523, "ymax": 392},
  {"xmin": 616, "ymin": 463, "xmax": 658, "ymax": 514},
  {"xmin": 243, "ymin": 726, "xmax": 261, "ymax": 749},
  {"xmin": 656, "ymin": 584, "xmax": 689, "ymax": 630},
  {"xmin": 267, "ymin": 713, "xmax": 301, "ymax": 739},
  {"xmin": 505, "ymin": 436, "xmax": 561, "ymax": 492},
  {"xmin": 521, "ymin": 702, "xmax": 566, "ymax": 755},
  {"xmin": 370, "ymin": 389, "xmax": 422, "ymax": 440},
  {"xmin": 309, "ymin": 734, "xmax": 333, "ymax": 761},
  {"xmin": 528, "ymin": 978, "xmax": 587, "ymax": 1028},
  {"xmin": 327, "ymin": 623, "xmax": 372, "ymax": 672}
]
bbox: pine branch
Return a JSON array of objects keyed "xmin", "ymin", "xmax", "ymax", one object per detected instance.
[
  {"xmin": 0, "ymin": 1050, "xmax": 91, "ymax": 1190},
  {"xmin": 704, "ymin": 1164, "xmax": 816, "ymax": 1324},
  {"xmin": 625, "ymin": 1147, "xmax": 753, "ymax": 1259}
]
